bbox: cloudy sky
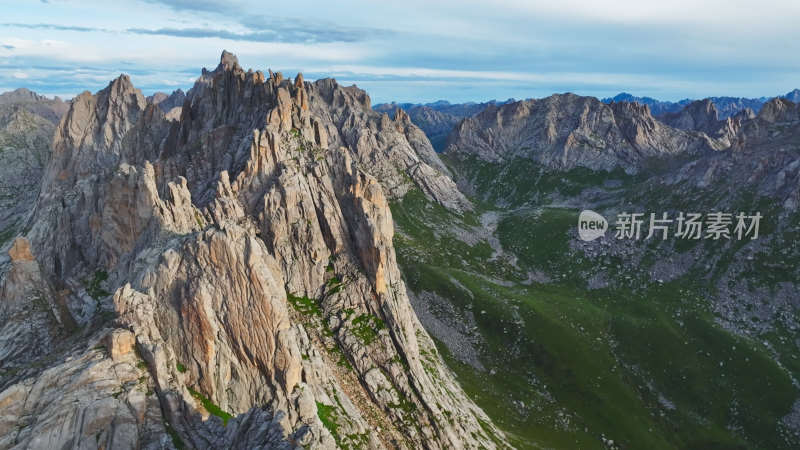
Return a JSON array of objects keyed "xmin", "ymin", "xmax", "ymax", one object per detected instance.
[{"xmin": 2, "ymin": 0, "xmax": 799, "ymax": 103}]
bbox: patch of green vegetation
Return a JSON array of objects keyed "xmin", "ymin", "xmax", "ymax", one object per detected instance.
[
  {"xmin": 327, "ymin": 284, "xmax": 343, "ymax": 295},
  {"xmin": 350, "ymin": 313, "xmax": 387, "ymax": 346},
  {"xmin": 80, "ymin": 270, "xmax": 110, "ymax": 300},
  {"xmin": 395, "ymin": 165, "xmax": 413, "ymax": 183},
  {"xmin": 327, "ymin": 343, "xmax": 354, "ymax": 370},
  {"xmin": 287, "ymin": 292, "xmax": 322, "ymax": 317},
  {"xmin": 188, "ymin": 388, "xmax": 232, "ymax": 426},
  {"xmin": 0, "ymin": 222, "xmax": 17, "ymax": 247},
  {"xmin": 316, "ymin": 401, "xmax": 340, "ymax": 440},
  {"xmin": 286, "ymin": 291, "xmax": 355, "ymax": 370},
  {"xmin": 390, "ymin": 188, "xmax": 518, "ymax": 282},
  {"xmin": 388, "ymin": 353, "xmax": 410, "ymax": 371},
  {"xmin": 175, "ymin": 363, "xmax": 187, "ymax": 373},
  {"xmin": 342, "ymin": 433, "xmax": 370, "ymax": 450},
  {"xmin": 441, "ymin": 154, "xmax": 640, "ymax": 208},
  {"xmin": 325, "ymin": 275, "xmax": 345, "ymax": 296},
  {"xmin": 387, "ymin": 397, "xmax": 414, "ymax": 415},
  {"xmin": 496, "ymin": 207, "xmax": 586, "ymax": 282},
  {"xmin": 164, "ymin": 421, "xmax": 185, "ymax": 449},
  {"xmin": 0, "ymin": 367, "xmax": 22, "ymax": 378}
]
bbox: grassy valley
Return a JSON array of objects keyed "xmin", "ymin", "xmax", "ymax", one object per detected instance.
[{"xmin": 390, "ymin": 155, "xmax": 800, "ymax": 449}]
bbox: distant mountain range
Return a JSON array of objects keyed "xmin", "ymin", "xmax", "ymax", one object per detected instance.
[
  {"xmin": 0, "ymin": 88, "xmax": 70, "ymax": 124},
  {"xmin": 373, "ymin": 99, "xmax": 518, "ymax": 151},
  {"xmin": 145, "ymin": 88, "xmax": 186, "ymax": 114},
  {"xmin": 601, "ymin": 89, "xmax": 800, "ymax": 118},
  {"xmin": 374, "ymin": 90, "xmax": 800, "ymax": 152}
]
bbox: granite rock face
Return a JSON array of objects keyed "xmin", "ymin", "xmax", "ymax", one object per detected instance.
[
  {"xmin": 0, "ymin": 103, "xmax": 56, "ymax": 256},
  {"xmin": 0, "ymin": 52, "xmax": 503, "ymax": 449}
]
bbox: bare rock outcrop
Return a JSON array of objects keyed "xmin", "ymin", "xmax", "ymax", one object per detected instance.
[
  {"xmin": 0, "ymin": 106, "xmax": 55, "ymax": 251},
  {"xmin": 0, "ymin": 51, "xmax": 504, "ymax": 449}
]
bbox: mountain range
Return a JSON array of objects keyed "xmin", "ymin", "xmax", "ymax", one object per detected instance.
[
  {"xmin": 373, "ymin": 90, "xmax": 800, "ymax": 154},
  {"xmin": 1, "ymin": 52, "xmax": 799, "ymax": 449},
  {"xmin": 600, "ymin": 90, "xmax": 800, "ymax": 118}
]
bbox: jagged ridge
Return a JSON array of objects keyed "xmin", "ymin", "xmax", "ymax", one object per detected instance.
[{"xmin": 0, "ymin": 51, "xmax": 503, "ymax": 449}]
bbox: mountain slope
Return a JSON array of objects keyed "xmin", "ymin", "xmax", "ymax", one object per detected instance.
[
  {"xmin": 0, "ymin": 52, "xmax": 504, "ymax": 449},
  {"xmin": 388, "ymin": 91, "xmax": 800, "ymax": 448}
]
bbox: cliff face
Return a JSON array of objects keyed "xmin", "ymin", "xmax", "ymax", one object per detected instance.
[
  {"xmin": 0, "ymin": 52, "xmax": 502, "ymax": 449},
  {"xmin": 0, "ymin": 105, "xmax": 55, "ymax": 243}
]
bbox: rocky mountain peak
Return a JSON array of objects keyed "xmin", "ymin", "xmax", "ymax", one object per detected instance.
[
  {"xmin": 0, "ymin": 87, "xmax": 45, "ymax": 103},
  {"xmin": 147, "ymin": 88, "xmax": 186, "ymax": 113},
  {"xmin": 660, "ymin": 99, "xmax": 727, "ymax": 136},
  {"xmin": 757, "ymin": 97, "xmax": 798, "ymax": 123},
  {"xmin": 610, "ymin": 97, "xmax": 654, "ymax": 117},
  {"xmin": 734, "ymin": 107, "xmax": 756, "ymax": 120},
  {"xmin": 395, "ymin": 107, "xmax": 411, "ymax": 124},
  {"xmin": 0, "ymin": 87, "xmax": 71, "ymax": 124},
  {"xmin": 0, "ymin": 52, "xmax": 494, "ymax": 448},
  {"xmin": 784, "ymin": 88, "xmax": 800, "ymax": 103},
  {"xmin": 108, "ymin": 74, "xmax": 143, "ymax": 103},
  {"xmin": 41, "ymin": 75, "xmax": 153, "ymax": 192},
  {"xmin": 218, "ymin": 49, "xmax": 240, "ymax": 71},
  {"xmin": 148, "ymin": 91, "xmax": 168, "ymax": 105}
]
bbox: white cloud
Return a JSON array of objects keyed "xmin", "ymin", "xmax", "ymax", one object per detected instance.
[{"xmin": 1, "ymin": 0, "xmax": 798, "ymax": 102}]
